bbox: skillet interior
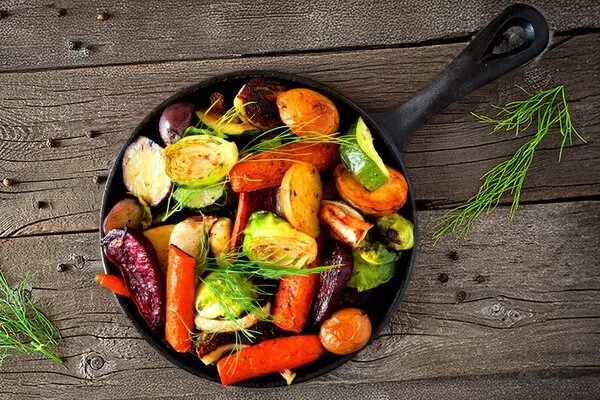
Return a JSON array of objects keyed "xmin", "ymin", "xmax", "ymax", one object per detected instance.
[{"xmin": 100, "ymin": 71, "xmax": 418, "ymax": 387}]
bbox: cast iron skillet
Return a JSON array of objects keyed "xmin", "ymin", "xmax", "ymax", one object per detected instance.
[{"xmin": 100, "ymin": 4, "xmax": 548, "ymax": 387}]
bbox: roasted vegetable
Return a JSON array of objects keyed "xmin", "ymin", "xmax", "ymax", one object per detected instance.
[
  {"xmin": 280, "ymin": 162, "xmax": 322, "ymax": 238},
  {"xmin": 194, "ymin": 302, "xmax": 270, "ymax": 332},
  {"xmin": 142, "ymin": 224, "xmax": 175, "ymax": 274},
  {"xmin": 243, "ymin": 211, "xmax": 317, "ymax": 269},
  {"xmin": 319, "ymin": 202, "xmax": 373, "ymax": 248},
  {"xmin": 230, "ymin": 142, "xmax": 339, "ymax": 193},
  {"xmin": 209, "ymin": 217, "xmax": 233, "ymax": 266},
  {"xmin": 347, "ymin": 249, "xmax": 395, "ymax": 292},
  {"xmin": 165, "ymin": 245, "xmax": 196, "ymax": 353},
  {"xmin": 340, "ymin": 117, "xmax": 389, "ymax": 191},
  {"xmin": 358, "ymin": 240, "xmax": 400, "ymax": 265},
  {"xmin": 272, "ymin": 274, "xmax": 318, "ymax": 333},
  {"xmin": 312, "ymin": 241, "xmax": 353, "ymax": 324},
  {"xmin": 95, "ymin": 273, "xmax": 130, "ymax": 297},
  {"xmin": 234, "ymin": 78, "xmax": 286, "ymax": 129},
  {"xmin": 195, "ymin": 320, "xmax": 282, "ymax": 364},
  {"xmin": 271, "ymin": 231, "xmax": 325, "ymax": 333},
  {"xmin": 334, "ymin": 163, "xmax": 408, "ymax": 217},
  {"xmin": 164, "ymin": 135, "xmax": 238, "ymax": 187},
  {"xmin": 217, "ymin": 335, "xmax": 324, "ymax": 385},
  {"xmin": 319, "ymin": 308, "xmax": 371, "ymax": 355},
  {"xmin": 103, "ymin": 197, "xmax": 150, "ymax": 234},
  {"xmin": 196, "ymin": 109, "xmax": 261, "ymax": 137},
  {"xmin": 122, "ymin": 136, "xmax": 172, "ymax": 206},
  {"xmin": 159, "ymin": 102, "xmax": 194, "ymax": 145},
  {"xmin": 209, "ymin": 92, "xmax": 225, "ymax": 114},
  {"xmin": 375, "ymin": 213, "xmax": 415, "ymax": 251},
  {"xmin": 277, "ymin": 88, "xmax": 340, "ymax": 136},
  {"xmin": 195, "ymin": 271, "xmax": 258, "ymax": 319},
  {"xmin": 170, "ymin": 216, "xmax": 217, "ymax": 260},
  {"xmin": 173, "ymin": 184, "xmax": 226, "ymax": 210},
  {"xmin": 102, "ymin": 229, "xmax": 165, "ymax": 333}
]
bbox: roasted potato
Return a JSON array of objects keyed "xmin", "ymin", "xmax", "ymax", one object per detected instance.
[
  {"xmin": 280, "ymin": 162, "xmax": 322, "ymax": 238},
  {"xmin": 334, "ymin": 164, "xmax": 408, "ymax": 217},
  {"xmin": 122, "ymin": 136, "xmax": 173, "ymax": 206},
  {"xmin": 103, "ymin": 198, "xmax": 147, "ymax": 234},
  {"xmin": 277, "ymin": 88, "xmax": 339, "ymax": 136},
  {"xmin": 159, "ymin": 102, "xmax": 194, "ymax": 145}
]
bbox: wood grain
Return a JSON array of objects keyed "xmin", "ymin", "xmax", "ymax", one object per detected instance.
[
  {"xmin": 1, "ymin": 34, "xmax": 598, "ymax": 238},
  {"xmin": 0, "ymin": 0, "xmax": 598, "ymax": 71},
  {"xmin": 0, "ymin": 201, "xmax": 598, "ymax": 398}
]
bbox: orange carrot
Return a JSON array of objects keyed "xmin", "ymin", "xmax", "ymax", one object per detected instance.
[
  {"xmin": 272, "ymin": 231, "xmax": 326, "ymax": 332},
  {"xmin": 217, "ymin": 335, "xmax": 324, "ymax": 385},
  {"xmin": 229, "ymin": 142, "xmax": 340, "ymax": 193},
  {"xmin": 165, "ymin": 245, "xmax": 196, "ymax": 353},
  {"xmin": 95, "ymin": 273, "xmax": 130, "ymax": 297},
  {"xmin": 272, "ymin": 274, "xmax": 318, "ymax": 333}
]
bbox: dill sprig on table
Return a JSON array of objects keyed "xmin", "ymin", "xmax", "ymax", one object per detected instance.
[
  {"xmin": 433, "ymin": 85, "xmax": 586, "ymax": 243},
  {"xmin": 0, "ymin": 271, "xmax": 63, "ymax": 366}
]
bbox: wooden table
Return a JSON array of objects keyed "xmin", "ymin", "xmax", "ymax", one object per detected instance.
[{"xmin": 1, "ymin": 1, "xmax": 599, "ymax": 398}]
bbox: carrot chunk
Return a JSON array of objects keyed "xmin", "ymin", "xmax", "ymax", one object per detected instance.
[
  {"xmin": 165, "ymin": 245, "xmax": 196, "ymax": 353},
  {"xmin": 217, "ymin": 335, "xmax": 324, "ymax": 385},
  {"xmin": 95, "ymin": 273, "xmax": 130, "ymax": 297}
]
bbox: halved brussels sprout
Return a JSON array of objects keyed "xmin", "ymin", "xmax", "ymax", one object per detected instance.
[
  {"xmin": 242, "ymin": 211, "xmax": 317, "ymax": 269},
  {"xmin": 195, "ymin": 271, "xmax": 257, "ymax": 319},
  {"xmin": 375, "ymin": 213, "xmax": 414, "ymax": 251},
  {"xmin": 347, "ymin": 249, "xmax": 395, "ymax": 292},
  {"xmin": 173, "ymin": 184, "xmax": 226, "ymax": 210},
  {"xmin": 164, "ymin": 135, "xmax": 238, "ymax": 187},
  {"xmin": 358, "ymin": 241, "xmax": 400, "ymax": 265}
]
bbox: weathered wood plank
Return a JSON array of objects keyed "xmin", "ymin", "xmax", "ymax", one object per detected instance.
[
  {"xmin": 1, "ymin": 34, "xmax": 598, "ymax": 237},
  {"xmin": 0, "ymin": 0, "xmax": 598, "ymax": 72},
  {"xmin": 0, "ymin": 201, "xmax": 598, "ymax": 399}
]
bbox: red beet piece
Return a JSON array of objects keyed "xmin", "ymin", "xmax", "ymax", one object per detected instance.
[
  {"xmin": 102, "ymin": 228, "xmax": 166, "ymax": 333},
  {"xmin": 312, "ymin": 241, "xmax": 353, "ymax": 324}
]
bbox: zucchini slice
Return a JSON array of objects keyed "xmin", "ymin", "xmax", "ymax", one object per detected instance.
[
  {"xmin": 340, "ymin": 117, "xmax": 389, "ymax": 191},
  {"xmin": 173, "ymin": 184, "xmax": 226, "ymax": 209},
  {"xmin": 195, "ymin": 109, "xmax": 261, "ymax": 136}
]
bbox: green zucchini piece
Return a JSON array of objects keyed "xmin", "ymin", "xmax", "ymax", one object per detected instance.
[
  {"xmin": 195, "ymin": 109, "xmax": 261, "ymax": 136},
  {"xmin": 340, "ymin": 117, "xmax": 389, "ymax": 191},
  {"xmin": 173, "ymin": 184, "xmax": 225, "ymax": 209}
]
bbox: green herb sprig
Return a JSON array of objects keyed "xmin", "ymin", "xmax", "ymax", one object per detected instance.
[
  {"xmin": 0, "ymin": 271, "xmax": 62, "ymax": 366},
  {"xmin": 433, "ymin": 85, "xmax": 586, "ymax": 243}
]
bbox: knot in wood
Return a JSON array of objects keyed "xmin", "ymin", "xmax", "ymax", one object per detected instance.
[
  {"xmin": 448, "ymin": 251, "xmax": 459, "ymax": 261},
  {"xmin": 70, "ymin": 254, "xmax": 86, "ymax": 269},
  {"xmin": 438, "ymin": 273, "xmax": 449, "ymax": 283},
  {"xmin": 457, "ymin": 290, "xmax": 467, "ymax": 302},
  {"xmin": 88, "ymin": 355, "xmax": 104, "ymax": 370}
]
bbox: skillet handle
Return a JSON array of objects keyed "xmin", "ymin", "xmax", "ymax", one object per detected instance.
[{"xmin": 371, "ymin": 3, "xmax": 548, "ymax": 151}]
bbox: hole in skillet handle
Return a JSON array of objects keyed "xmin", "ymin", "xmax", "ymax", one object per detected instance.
[
  {"xmin": 100, "ymin": 71, "xmax": 418, "ymax": 387},
  {"xmin": 371, "ymin": 3, "xmax": 549, "ymax": 152}
]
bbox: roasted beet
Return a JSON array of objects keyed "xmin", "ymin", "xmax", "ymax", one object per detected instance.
[
  {"xmin": 312, "ymin": 241, "xmax": 353, "ymax": 324},
  {"xmin": 102, "ymin": 228, "xmax": 166, "ymax": 333}
]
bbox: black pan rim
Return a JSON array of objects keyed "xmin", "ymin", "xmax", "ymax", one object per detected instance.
[{"xmin": 100, "ymin": 69, "xmax": 418, "ymax": 387}]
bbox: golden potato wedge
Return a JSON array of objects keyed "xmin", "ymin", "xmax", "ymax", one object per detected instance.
[
  {"xmin": 143, "ymin": 224, "xmax": 175, "ymax": 275},
  {"xmin": 280, "ymin": 162, "xmax": 322, "ymax": 238}
]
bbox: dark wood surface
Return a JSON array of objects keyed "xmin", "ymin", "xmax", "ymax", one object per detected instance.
[{"xmin": 0, "ymin": 1, "xmax": 598, "ymax": 399}]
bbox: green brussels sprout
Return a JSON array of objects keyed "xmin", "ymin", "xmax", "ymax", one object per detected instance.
[
  {"xmin": 164, "ymin": 135, "xmax": 238, "ymax": 187},
  {"xmin": 375, "ymin": 213, "xmax": 414, "ymax": 251},
  {"xmin": 358, "ymin": 240, "xmax": 400, "ymax": 265},
  {"xmin": 347, "ymin": 249, "xmax": 395, "ymax": 292},
  {"xmin": 195, "ymin": 271, "xmax": 257, "ymax": 319},
  {"xmin": 242, "ymin": 211, "xmax": 317, "ymax": 269}
]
